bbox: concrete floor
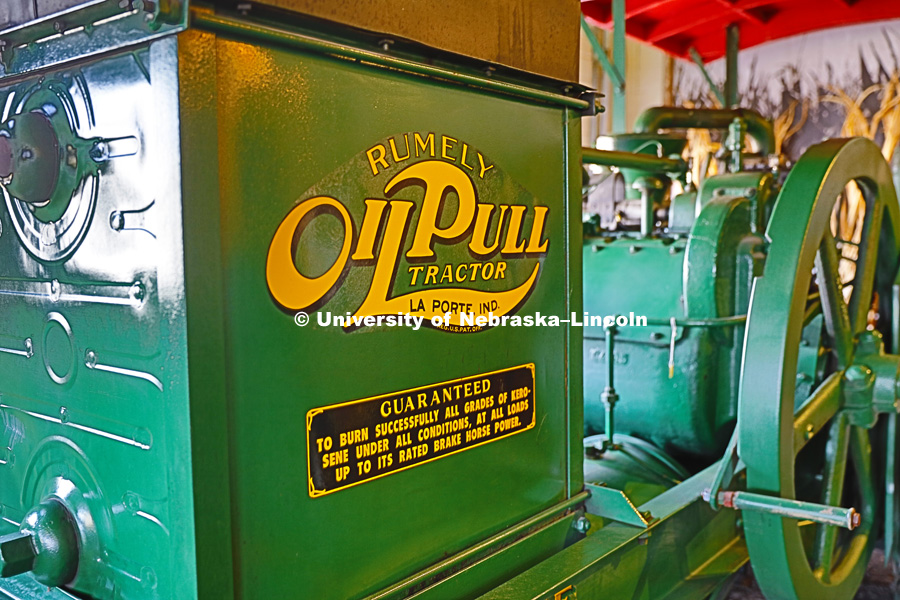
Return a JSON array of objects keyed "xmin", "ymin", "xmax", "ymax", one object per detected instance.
[{"xmin": 726, "ymin": 549, "xmax": 896, "ymax": 599}]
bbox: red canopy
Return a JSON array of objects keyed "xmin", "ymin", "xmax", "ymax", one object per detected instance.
[{"xmin": 581, "ymin": 0, "xmax": 900, "ymax": 62}]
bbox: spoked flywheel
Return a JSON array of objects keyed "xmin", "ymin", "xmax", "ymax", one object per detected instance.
[{"xmin": 738, "ymin": 137, "xmax": 900, "ymax": 600}]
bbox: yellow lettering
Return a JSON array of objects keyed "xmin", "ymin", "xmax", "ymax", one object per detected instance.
[
  {"xmin": 460, "ymin": 143, "xmax": 475, "ymax": 171},
  {"xmin": 389, "ymin": 134, "xmax": 410, "ymax": 162},
  {"xmin": 477, "ymin": 152, "xmax": 494, "ymax": 178},
  {"xmin": 455, "ymin": 263, "xmax": 468, "ymax": 281},
  {"xmin": 469, "ymin": 204, "xmax": 508, "ymax": 256},
  {"xmin": 441, "ymin": 136, "xmax": 457, "ymax": 161},
  {"xmin": 414, "ymin": 132, "xmax": 435, "ymax": 157},
  {"xmin": 440, "ymin": 264, "xmax": 453, "ymax": 283},
  {"xmin": 400, "ymin": 161, "xmax": 476, "ymax": 259},
  {"xmin": 524, "ymin": 206, "xmax": 550, "ymax": 253},
  {"xmin": 366, "ymin": 144, "xmax": 389, "ymax": 175},
  {"xmin": 501, "ymin": 205, "xmax": 527, "ymax": 254},
  {"xmin": 408, "ymin": 265, "xmax": 424, "ymax": 285},
  {"xmin": 351, "ymin": 199, "xmax": 388, "ymax": 261},
  {"xmin": 266, "ymin": 196, "xmax": 352, "ymax": 311}
]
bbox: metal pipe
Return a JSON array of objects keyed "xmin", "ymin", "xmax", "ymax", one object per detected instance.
[
  {"xmin": 611, "ymin": 0, "xmax": 627, "ymax": 132},
  {"xmin": 634, "ymin": 107, "xmax": 775, "ymax": 157},
  {"xmin": 602, "ymin": 324, "xmax": 618, "ymax": 449},
  {"xmin": 582, "ymin": 148, "xmax": 687, "ymax": 173},
  {"xmin": 645, "ymin": 315, "xmax": 746, "ymax": 328},
  {"xmin": 724, "ymin": 24, "xmax": 739, "ymax": 108},
  {"xmin": 192, "ymin": 10, "xmax": 590, "ymax": 111},
  {"xmin": 726, "ymin": 117, "xmax": 745, "ymax": 173},
  {"xmin": 640, "ymin": 186, "xmax": 653, "ymax": 237},
  {"xmin": 716, "ymin": 490, "xmax": 861, "ymax": 530}
]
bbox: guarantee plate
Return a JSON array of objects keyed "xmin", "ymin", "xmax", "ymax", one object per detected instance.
[{"xmin": 307, "ymin": 364, "xmax": 536, "ymax": 497}]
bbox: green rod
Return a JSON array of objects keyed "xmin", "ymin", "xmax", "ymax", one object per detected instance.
[
  {"xmin": 602, "ymin": 325, "xmax": 618, "ymax": 448},
  {"xmin": 580, "ymin": 16, "xmax": 624, "ymax": 91},
  {"xmin": 634, "ymin": 107, "xmax": 774, "ymax": 156},
  {"xmin": 688, "ymin": 48, "xmax": 726, "ymax": 107},
  {"xmin": 645, "ymin": 315, "xmax": 747, "ymax": 328},
  {"xmin": 611, "ymin": 0, "xmax": 627, "ymax": 132},
  {"xmin": 717, "ymin": 491, "xmax": 860, "ymax": 530},
  {"xmin": 582, "ymin": 148, "xmax": 686, "ymax": 173},
  {"xmin": 191, "ymin": 10, "xmax": 590, "ymax": 111}
]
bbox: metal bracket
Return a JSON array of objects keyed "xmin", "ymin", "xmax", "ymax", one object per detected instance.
[
  {"xmin": 0, "ymin": 0, "xmax": 187, "ymax": 77},
  {"xmin": 579, "ymin": 90, "xmax": 604, "ymax": 117},
  {"xmin": 584, "ymin": 482, "xmax": 652, "ymax": 528},
  {"xmin": 705, "ymin": 430, "xmax": 741, "ymax": 510}
]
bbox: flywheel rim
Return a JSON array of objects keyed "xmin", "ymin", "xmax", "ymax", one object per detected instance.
[{"xmin": 738, "ymin": 137, "xmax": 900, "ymax": 600}]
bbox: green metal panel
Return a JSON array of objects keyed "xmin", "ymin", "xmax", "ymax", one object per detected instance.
[
  {"xmin": 178, "ymin": 13, "xmax": 583, "ymax": 599},
  {"xmin": 0, "ymin": 38, "xmax": 198, "ymax": 598},
  {"xmin": 476, "ymin": 466, "xmax": 746, "ymax": 600},
  {"xmin": 0, "ymin": 5, "xmax": 584, "ymax": 598}
]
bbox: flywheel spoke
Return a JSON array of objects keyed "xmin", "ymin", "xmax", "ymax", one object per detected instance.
[
  {"xmin": 813, "ymin": 413, "xmax": 851, "ymax": 580},
  {"xmin": 815, "ymin": 228, "xmax": 853, "ymax": 369},
  {"xmin": 794, "ymin": 372, "xmax": 842, "ymax": 455},
  {"xmin": 847, "ymin": 190, "xmax": 881, "ymax": 334}
]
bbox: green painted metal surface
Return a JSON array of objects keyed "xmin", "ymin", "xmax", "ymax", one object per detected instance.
[
  {"xmin": 739, "ymin": 138, "xmax": 900, "ymax": 599},
  {"xmin": 0, "ymin": 38, "xmax": 197, "ymax": 599},
  {"xmin": 476, "ymin": 465, "xmax": 747, "ymax": 600},
  {"xmin": 583, "ymin": 185, "xmax": 764, "ymax": 458},
  {"xmin": 634, "ymin": 107, "xmax": 775, "ymax": 158},
  {"xmin": 0, "ymin": 3, "xmax": 586, "ymax": 599}
]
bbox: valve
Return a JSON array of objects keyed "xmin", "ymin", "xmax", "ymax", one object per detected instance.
[{"xmin": 0, "ymin": 498, "xmax": 79, "ymax": 587}]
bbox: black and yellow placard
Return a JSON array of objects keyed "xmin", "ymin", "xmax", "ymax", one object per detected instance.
[{"xmin": 306, "ymin": 364, "xmax": 536, "ymax": 497}]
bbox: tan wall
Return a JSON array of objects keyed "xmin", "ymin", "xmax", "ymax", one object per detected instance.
[{"xmin": 579, "ymin": 25, "xmax": 671, "ymax": 145}]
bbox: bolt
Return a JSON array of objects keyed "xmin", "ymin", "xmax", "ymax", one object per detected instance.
[
  {"xmin": 484, "ymin": 66, "xmax": 496, "ymax": 78},
  {"xmin": 89, "ymin": 141, "xmax": 108, "ymax": 162},
  {"xmin": 59, "ymin": 406, "xmax": 68, "ymax": 424},
  {"xmin": 378, "ymin": 39, "xmax": 394, "ymax": 52},
  {"xmin": 129, "ymin": 281, "xmax": 145, "ymax": 304},
  {"xmin": 109, "ymin": 211, "xmax": 125, "ymax": 231},
  {"xmin": 804, "ymin": 423, "xmax": 814, "ymax": 440},
  {"xmin": 124, "ymin": 492, "xmax": 140, "ymax": 512},
  {"xmin": 49, "ymin": 279, "xmax": 60, "ymax": 302},
  {"xmin": 843, "ymin": 364, "xmax": 874, "ymax": 392},
  {"xmin": 572, "ymin": 516, "xmax": 590, "ymax": 534}
]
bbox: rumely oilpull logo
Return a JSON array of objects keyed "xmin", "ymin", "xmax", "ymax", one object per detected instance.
[{"xmin": 266, "ymin": 132, "xmax": 550, "ymax": 332}]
